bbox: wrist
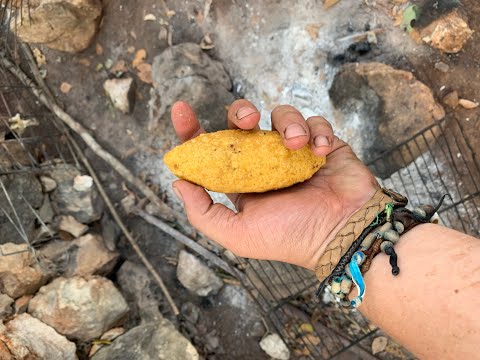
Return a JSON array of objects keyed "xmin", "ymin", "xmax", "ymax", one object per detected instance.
[{"xmin": 306, "ymin": 185, "xmax": 380, "ymax": 271}]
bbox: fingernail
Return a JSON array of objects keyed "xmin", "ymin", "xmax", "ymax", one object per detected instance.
[
  {"xmin": 314, "ymin": 135, "xmax": 331, "ymax": 147},
  {"xmin": 284, "ymin": 124, "xmax": 307, "ymax": 139},
  {"xmin": 172, "ymin": 185, "xmax": 183, "ymax": 203},
  {"xmin": 236, "ymin": 106, "xmax": 257, "ymax": 120}
]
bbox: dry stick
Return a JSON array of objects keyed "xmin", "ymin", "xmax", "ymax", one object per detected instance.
[
  {"xmin": 1, "ymin": 51, "xmax": 179, "ymax": 315},
  {"xmin": 0, "ymin": 54, "xmax": 178, "ymax": 222},
  {"xmin": 67, "ymin": 133, "xmax": 180, "ymax": 316},
  {"xmin": 133, "ymin": 207, "xmax": 244, "ymax": 279}
]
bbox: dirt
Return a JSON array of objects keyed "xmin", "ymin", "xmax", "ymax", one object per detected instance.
[{"xmin": 19, "ymin": 0, "xmax": 480, "ymax": 359}]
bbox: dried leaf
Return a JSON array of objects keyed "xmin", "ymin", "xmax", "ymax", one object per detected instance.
[
  {"xmin": 78, "ymin": 58, "xmax": 91, "ymax": 67},
  {"xmin": 299, "ymin": 323, "xmax": 314, "ymax": 334},
  {"xmin": 324, "ymin": 0, "xmax": 340, "ymax": 9},
  {"xmin": 137, "ymin": 63, "xmax": 153, "ymax": 84},
  {"xmin": 110, "ymin": 60, "xmax": 127, "ymax": 74},
  {"xmin": 127, "ymin": 46, "xmax": 135, "ymax": 54},
  {"xmin": 372, "ymin": 336, "xmax": 388, "ymax": 355},
  {"xmin": 60, "ymin": 82, "xmax": 72, "ymax": 94},
  {"xmin": 96, "ymin": 43, "xmax": 104, "ymax": 55},
  {"xmin": 166, "ymin": 9, "xmax": 176, "ymax": 18},
  {"xmin": 304, "ymin": 334, "xmax": 321, "ymax": 346},
  {"xmin": 32, "ymin": 48, "xmax": 46, "ymax": 67},
  {"xmin": 8, "ymin": 113, "xmax": 39, "ymax": 135},
  {"xmin": 132, "ymin": 49, "xmax": 147, "ymax": 68},
  {"xmin": 458, "ymin": 99, "xmax": 479, "ymax": 109},
  {"xmin": 306, "ymin": 24, "xmax": 321, "ymax": 40},
  {"xmin": 200, "ymin": 33, "xmax": 215, "ymax": 50},
  {"xmin": 144, "ymin": 13, "xmax": 156, "ymax": 21}
]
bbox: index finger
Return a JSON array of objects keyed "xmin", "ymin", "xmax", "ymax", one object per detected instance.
[
  {"xmin": 171, "ymin": 101, "xmax": 205, "ymax": 142},
  {"xmin": 227, "ymin": 99, "xmax": 261, "ymax": 130}
]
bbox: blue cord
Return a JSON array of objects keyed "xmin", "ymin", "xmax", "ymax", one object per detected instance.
[{"xmin": 349, "ymin": 252, "xmax": 366, "ymax": 308}]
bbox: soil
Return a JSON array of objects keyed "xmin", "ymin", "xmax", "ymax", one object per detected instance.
[{"xmin": 20, "ymin": 0, "xmax": 480, "ymax": 359}]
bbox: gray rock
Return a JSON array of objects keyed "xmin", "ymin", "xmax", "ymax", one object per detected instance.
[
  {"xmin": 91, "ymin": 319, "xmax": 199, "ymax": 360},
  {"xmin": 148, "ymin": 43, "xmax": 233, "ymax": 135},
  {"xmin": 176, "ymin": 250, "xmax": 223, "ymax": 296},
  {"xmin": 181, "ymin": 302, "xmax": 200, "ymax": 324},
  {"xmin": 0, "ymin": 173, "xmax": 43, "ymax": 244},
  {"xmin": 48, "ymin": 164, "xmax": 103, "ymax": 223},
  {"xmin": 104, "ymin": 78, "xmax": 136, "ymax": 114},
  {"xmin": 0, "ymin": 293, "xmax": 13, "ymax": 319},
  {"xmin": 28, "ymin": 276, "xmax": 129, "ymax": 341},
  {"xmin": 116, "ymin": 261, "xmax": 163, "ymax": 324},
  {"xmin": 259, "ymin": 334, "xmax": 290, "ymax": 360},
  {"xmin": 38, "ymin": 195, "xmax": 55, "ymax": 224},
  {"xmin": 329, "ymin": 62, "xmax": 445, "ymax": 178},
  {"xmin": 0, "ymin": 243, "xmax": 49, "ymax": 298},
  {"xmin": 38, "ymin": 234, "xmax": 119, "ymax": 277},
  {"xmin": 0, "ymin": 313, "xmax": 77, "ymax": 359}
]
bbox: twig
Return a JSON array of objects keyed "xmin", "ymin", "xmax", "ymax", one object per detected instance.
[
  {"xmin": 66, "ymin": 128, "xmax": 180, "ymax": 316},
  {"xmin": 133, "ymin": 207, "xmax": 244, "ymax": 280},
  {"xmin": 0, "ymin": 53, "xmax": 178, "ymax": 222}
]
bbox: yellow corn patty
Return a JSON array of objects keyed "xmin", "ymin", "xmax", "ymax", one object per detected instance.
[{"xmin": 164, "ymin": 130, "xmax": 326, "ymax": 193}]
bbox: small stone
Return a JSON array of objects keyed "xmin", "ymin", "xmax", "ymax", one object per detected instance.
[
  {"xmin": 443, "ymin": 91, "xmax": 459, "ymax": 108},
  {"xmin": 420, "ymin": 10, "xmax": 473, "ymax": 53},
  {"xmin": 383, "ymin": 229, "xmax": 400, "ymax": 243},
  {"xmin": 0, "ymin": 293, "xmax": 14, "ymax": 319},
  {"xmin": 91, "ymin": 319, "xmax": 199, "ymax": 360},
  {"xmin": 73, "ymin": 175, "xmax": 93, "ymax": 191},
  {"xmin": 40, "ymin": 176, "xmax": 57, "ymax": 192},
  {"xmin": 394, "ymin": 221, "xmax": 404, "ymax": 234},
  {"xmin": 176, "ymin": 250, "xmax": 223, "ymax": 296},
  {"xmin": 104, "ymin": 78, "xmax": 136, "ymax": 114},
  {"xmin": 259, "ymin": 334, "xmax": 290, "ymax": 360},
  {"xmin": 205, "ymin": 331, "xmax": 220, "ymax": 350},
  {"xmin": 340, "ymin": 277, "xmax": 353, "ymax": 294},
  {"xmin": 434, "ymin": 62, "xmax": 449, "ymax": 73},
  {"xmin": 0, "ymin": 313, "xmax": 77, "ymax": 359},
  {"xmin": 38, "ymin": 195, "xmax": 55, "ymax": 224},
  {"xmin": 0, "ymin": 243, "xmax": 49, "ymax": 298},
  {"xmin": 360, "ymin": 232, "xmax": 377, "ymax": 250},
  {"xmin": 14, "ymin": 295, "xmax": 32, "ymax": 315},
  {"xmin": 49, "ymin": 164, "xmax": 103, "ymax": 224},
  {"xmin": 60, "ymin": 82, "xmax": 73, "ymax": 94},
  {"xmin": 249, "ymin": 320, "xmax": 266, "ymax": 338},
  {"xmin": 372, "ymin": 336, "xmax": 388, "ymax": 354},
  {"xmin": 378, "ymin": 222, "xmax": 393, "ymax": 235},
  {"xmin": 57, "ymin": 215, "xmax": 89, "ymax": 238},
  {"xmin": 458, "ymin": 99, "xmax": 479, "ymax": 109},
  {"xmin": 28, "ymin": 276, "xmax": 129, "ymax": 341},
  {"xmin": 380, "ymin": 241, "xmax": 394, "ymax": 253},
  {"xmin": 413, "ymin": 207, "xmax": 427, "ymax": 218},
  {"xmin": 181, "ymin": 302, "xmax": 200, "ymax": 324}
]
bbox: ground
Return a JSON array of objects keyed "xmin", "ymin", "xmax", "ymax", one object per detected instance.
[{"xmin": 13, "ymin": 0, "xmax": 480, "ymax": 359}]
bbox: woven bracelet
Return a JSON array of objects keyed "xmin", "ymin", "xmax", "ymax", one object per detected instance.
[{"xmin": 315, "ymin": 189, "xmax": 450, "ymax": 309}]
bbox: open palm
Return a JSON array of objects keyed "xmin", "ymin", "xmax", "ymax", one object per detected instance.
[{"xmin": 170, "ymin": 100, "xmax": 379, "ymax": 270}]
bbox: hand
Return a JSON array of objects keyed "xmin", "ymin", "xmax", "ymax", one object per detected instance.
[{"xmin": 170, "ymin": 100, "xmax": 379, "ymax": 270}]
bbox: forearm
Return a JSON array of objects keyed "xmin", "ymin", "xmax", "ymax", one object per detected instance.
[{"xmin": 360, "ymin": 223, "xmax": 480, "ymax": 359}]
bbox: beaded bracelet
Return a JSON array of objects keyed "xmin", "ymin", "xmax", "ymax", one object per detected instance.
[{"xmin": 316, "ymin": 190, "xmax": 450, "ymax": 309}]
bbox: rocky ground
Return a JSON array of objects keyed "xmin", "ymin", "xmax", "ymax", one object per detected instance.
[{"xmin": 0, "ymin": 0, "xmax": 479, "ymax": 359}]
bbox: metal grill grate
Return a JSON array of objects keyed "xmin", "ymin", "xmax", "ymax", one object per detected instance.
[{"xmin": 232, "ymin": 116, "xmax": 479, "ymax": 359}]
